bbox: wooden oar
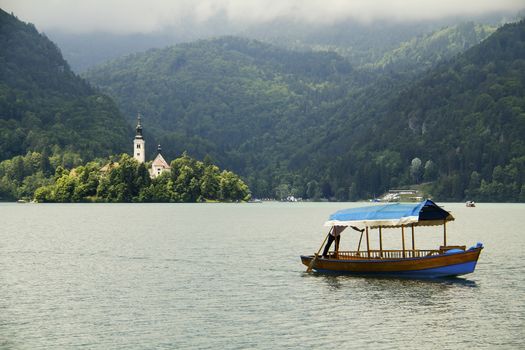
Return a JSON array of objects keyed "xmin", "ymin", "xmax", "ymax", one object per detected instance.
[{"xmin": 306, "ymin": 230, "xmax": 331, "ymax": 273}]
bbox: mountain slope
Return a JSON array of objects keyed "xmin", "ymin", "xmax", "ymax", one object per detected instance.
[
  {"xmin": 84, "ymin": 36, "xmax": 358, "ymax": 172},
  {"xmin": 50, "ymin": 13, "xmax": 515, "ymax": 73},
  {"xmin": 321, "ymin": 19, "xmax": 525, "ymax": 201},
  {"xmin": 0, "ymin": 9, "xmax": 130, "ymax": 162},
  {"xmin": 85, "ymin": 22, "xmax": 525, "ymax": 201},
  {"xmin": 45, "ymin": 19, "xmax": 445, "ymax": 73},
  {"xmin": 373, "ymin": 22, "xmax": 496, "ymax": 73}
]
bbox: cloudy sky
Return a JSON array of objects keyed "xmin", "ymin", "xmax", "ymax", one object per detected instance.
[{"xmin": 1, "ymin": 0, "xmax": 523, "ymax": 34}]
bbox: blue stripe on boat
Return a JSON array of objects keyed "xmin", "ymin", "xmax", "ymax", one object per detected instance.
[{"xmin": 314, "ymin": 261, "xmax": 478, "ymax": 278}]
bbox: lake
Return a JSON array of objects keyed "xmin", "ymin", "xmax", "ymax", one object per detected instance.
[{"xmin": 0, "ymin": 202, "xmax": 523, "ymax": 349}]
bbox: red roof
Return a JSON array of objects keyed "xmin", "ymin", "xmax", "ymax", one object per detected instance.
[{"xmin": 152, "ymin": 154, "xmax": 170, "ymax": 168}]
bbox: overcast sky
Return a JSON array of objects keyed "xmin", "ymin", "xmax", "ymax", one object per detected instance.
[{"xmin": 1, "ymin": 0, "xmax": 523, "ymax": 34}]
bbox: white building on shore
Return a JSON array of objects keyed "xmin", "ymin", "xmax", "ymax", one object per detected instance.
[
  {"xmin": 133, "ymin": 115, "xmax": 171, "ymax": 179},
  {"xmin": 149, "ymin": 144, "xmax": 170, "ymax": 178}
]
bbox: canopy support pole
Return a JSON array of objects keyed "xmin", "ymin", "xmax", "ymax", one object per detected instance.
[
  {"xmin": 411, "ymin": 224, "xmax": 415, "ymax": 256},
  {"xmin": 366, "ymin": 227, "xmax": 370, "ymax": 258},
  {"xmin": 357, "ymin": 231, "xmax": 363, "ymax": 253},
  {"xmin": 379, "ymin": 226, "xmax": 383, "ymax": 258},
  {"xmin": 443, "ymin": 219, "xmax": 447, "ymax": 246},
  {"xmin": 401, "ymin": 225, "xmax": 406, "ymax": 258}
]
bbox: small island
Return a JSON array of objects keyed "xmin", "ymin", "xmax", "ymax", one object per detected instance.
[{"xmin": 2, "ymin": 116, "xmax": 250, "ymax": 203}]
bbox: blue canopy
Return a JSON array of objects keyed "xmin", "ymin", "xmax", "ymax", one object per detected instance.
[{"xmin": 324, "ymin": 200, "xmax": 454, "ymax": 228}]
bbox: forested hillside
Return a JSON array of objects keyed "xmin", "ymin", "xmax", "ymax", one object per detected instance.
[
  {"xmin": 86, "ymin": 20, "xmax": 525, "ymax": 202},
  {"xmin": 396, "ymin": 19, "xmax": 525, "ymax": 201},
  {"xmin": 50, "ymin": 14, "xmax": 507, "ymax": 73},
  {"xmin": 372, "ymin": 22, "xmax": 496, "ymax": 73},
  {"xmin": 320, "ymin": 19, "xmax": 525, "ymax": 201},
  {"xmin": 0, "ymin": 9, "xmax": 133, "ymax": 201},
  {"xmin": 47, "ymin": 19, "xmax": 444, "ymax": 72},
  {"xmin": 0, "ymin": 9, "xmax": 130, "ymax": 162},
  {"xmin": 2, "ymin": 7, "xmax": 523, "ymax": 202},
  {"xmin": 84, "ymin": 37, "xmax": 360, "ymax": 183}
]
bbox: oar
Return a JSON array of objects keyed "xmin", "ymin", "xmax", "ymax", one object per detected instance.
[{"xmin": 306, "ymin": 230, "xmax": 331, "ymax": 273}]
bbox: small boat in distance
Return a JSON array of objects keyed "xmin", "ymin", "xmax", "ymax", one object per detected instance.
[
  {"xmin": 466, "ymin": 201, "xmax": 476, "ymax": 207},
  {"xmin": 301, "ymin": 200, "xmax": 483, "ymax": 278}
]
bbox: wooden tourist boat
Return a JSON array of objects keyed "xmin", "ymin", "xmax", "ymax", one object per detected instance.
[{"xmin": 301, "ymin": 200, "xmax": 483, "ymax": 278}]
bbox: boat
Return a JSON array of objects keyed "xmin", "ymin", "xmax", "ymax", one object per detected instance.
[
  {"xmin": 466, "ymin": 201, "xmax": 476, "ymax": 207},
  {"xmin": 301, "ymin": 199, "xmax": 483, "ymax": 278}
]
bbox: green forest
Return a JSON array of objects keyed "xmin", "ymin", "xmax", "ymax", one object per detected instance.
[
  {"xmin": 0, "ymin": 9, "xmax": 130, "ymax": 163},
  {"xmin": 85, "ymin": 20, "xmax": 525, "ymax": 202},
  {"xmin": 312, "ymin": 19, "xmax": 525, "ymax": 202},
  {"xmin": 1, "ymin": 8, "xmax": 524, "ymax": 202},
  {"xmin": 0, "ymin": 10, "xmax": 250, "ymax": 203},
  {"xmin": 34, "ymin": 153, "xmax": 250, "ymax": 203}
]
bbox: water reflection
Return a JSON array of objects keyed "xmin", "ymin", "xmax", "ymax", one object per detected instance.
[
  {"xmin": 303, "ymin": 272, "xmax": 478, "ymax": 292},
  {"xmin": 320, "ymin": 275, "xmax": 343, "ymax": 290}
]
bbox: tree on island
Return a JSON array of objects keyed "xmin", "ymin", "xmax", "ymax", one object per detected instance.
[{"xmin": 32, "ymin": 153, "xmax": 251, "ymax": 203}]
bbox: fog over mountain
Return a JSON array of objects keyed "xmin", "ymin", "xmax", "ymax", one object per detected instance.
[
  {"xmin": 1, "ymin": 0, "xmax": 522, "ymax": 72},
  {"xmin": 1, "ymin": 0, "xmax": 523, "ymax": 34}
]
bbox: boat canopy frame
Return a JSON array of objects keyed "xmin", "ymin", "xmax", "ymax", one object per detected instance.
[
  {"xmin": 324, "ymin": 199, "xmax": 454, "ymax": 229},
  {"xmin": 317, "ymin": 200, "xmax": 455, "ymax": 260}
]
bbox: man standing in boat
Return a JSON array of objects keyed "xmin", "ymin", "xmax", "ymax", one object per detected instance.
[
  {"xmin": 322, "ymin": 227, "xmax": 341, "ymax": 258},
  {"xmin": 322, "ymin": 226, "xmax": 364, "ymax": 258}
]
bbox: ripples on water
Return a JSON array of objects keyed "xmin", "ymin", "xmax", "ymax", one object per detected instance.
[{"xmin": 0, "ymin": 203, "xmax": 523, "ymax": 349}]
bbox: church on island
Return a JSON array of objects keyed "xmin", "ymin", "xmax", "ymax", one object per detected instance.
[{"xmin": 133, "ymin": 115, "xmax": 171, "ymax": 179}]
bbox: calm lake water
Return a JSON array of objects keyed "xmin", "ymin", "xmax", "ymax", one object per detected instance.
[{"xmin": 0, "ymin": 202, "xmax": 523, "ymax": 349}]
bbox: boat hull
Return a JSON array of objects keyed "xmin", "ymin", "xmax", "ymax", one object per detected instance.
[{"xmin": 301, "ymin": 248, "xmax": 482, "ymax": 278}]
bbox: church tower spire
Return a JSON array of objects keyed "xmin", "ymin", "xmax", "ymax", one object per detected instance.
[{"xmin": 133, "ymin": 114, "xmax": 145, "ymax": 163}]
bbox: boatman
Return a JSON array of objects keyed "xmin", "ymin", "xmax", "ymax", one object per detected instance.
[
  {"xmin": 322, "ymin": 225, "xmax": 365, "ymax": 258},
  {"xmin": 322, "ymin": 226, "xmax": 341, "ymax": 258}
]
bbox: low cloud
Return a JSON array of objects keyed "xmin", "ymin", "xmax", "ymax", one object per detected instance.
[{"xmin": 1, "ymin": 0, "xmax": 523, "ymax": 34}]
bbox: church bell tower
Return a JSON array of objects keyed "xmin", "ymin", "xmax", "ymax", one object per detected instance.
[{"xmin": 133, "ymin": 114, "xmax": 145, "ymax": 163}]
